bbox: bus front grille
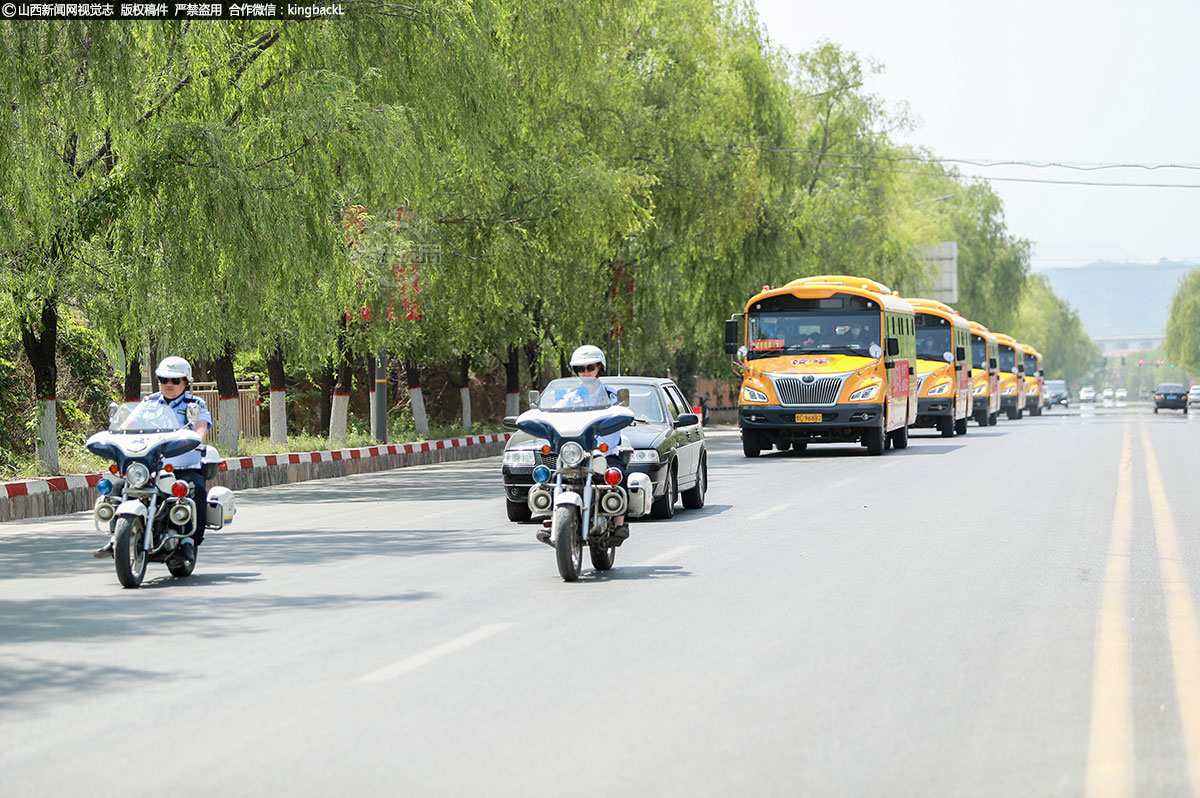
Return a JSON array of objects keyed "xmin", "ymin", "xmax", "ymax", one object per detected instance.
[{"xmin": 774, "ymin": 377, "xmax": 843, "ymax": 405}]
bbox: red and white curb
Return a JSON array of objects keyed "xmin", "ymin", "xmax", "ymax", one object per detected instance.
[{"xmin": 2, "ymin": 433, "xmax": 511, "ymax": 501}]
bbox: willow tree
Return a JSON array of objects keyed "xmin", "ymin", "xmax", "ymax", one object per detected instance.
[{"xmin": 1165, "ymin": 268, "xmax": 1200, "ymax": 376}]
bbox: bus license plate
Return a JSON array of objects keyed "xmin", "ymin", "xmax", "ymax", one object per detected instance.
[{"xmin": 795, "ymin": 414, "xmax": 822, "ymax": 423}]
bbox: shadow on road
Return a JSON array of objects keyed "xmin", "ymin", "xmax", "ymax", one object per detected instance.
[
  {"xmin": 0, "ymin": 658, "xmax": 160, "ymax": 715},
  {"xmin": 585, "ymin": 564, "xmax": 693, "ymax": 581}
]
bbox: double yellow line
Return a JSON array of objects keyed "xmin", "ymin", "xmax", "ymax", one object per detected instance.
[{"xmin": 1086, "ymin": 425, "xmax": 1200, "ymax": 797}]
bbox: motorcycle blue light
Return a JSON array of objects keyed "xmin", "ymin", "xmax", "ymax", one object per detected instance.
[
  {"xmin": 532, "ymin": 465, "xmax": 551, "ymax": 483},
  {"xmin": 97, "ymin": 478, "xmax": 113, "ymax": 495}
]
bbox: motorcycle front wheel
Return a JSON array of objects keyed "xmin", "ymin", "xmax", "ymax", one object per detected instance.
[
  {"xmin": 553, "ymin": 505, "xmax": 582, "ymax": 582},
  {"xmin": 113, "ymin": 516, "xmax": 147, "ymax": 589},
  {"xmin": 590, "ymin": 533, "xmax": 615, "ymax": 572}
]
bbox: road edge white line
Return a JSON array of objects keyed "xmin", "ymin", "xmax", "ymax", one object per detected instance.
[
  {"xmin": 632, "ymin": 545, "xmax": 696, "ymax": 568},
  {"xmin": 747, "ymin": 503, "xmax": 792, "ymax": 521},
  {"xmin": 358, "ymin": 623, "xmax": 515, "ymax": 683}
]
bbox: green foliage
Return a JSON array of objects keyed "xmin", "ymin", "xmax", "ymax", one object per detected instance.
[{"xmin": 1165, "ymin": 269, "xmax": 1200, "ymax": 377}]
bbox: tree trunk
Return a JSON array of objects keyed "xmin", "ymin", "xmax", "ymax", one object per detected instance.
[
  {"xmin": 370, "ymin": 351, "xmax": 387, "ymax": 443},
  {"xmin": 329, "ymin": 354, "xmax": 352, "ymax": 447},
  {"xmin": 317, "ymin": 364, "xmax": 333, "ymax": 434},
  {"xmin": 404, "ymin": 359, "xmax": 429, "ymax": 437},
  {"xmin": 266, "ymin": 345, "xmax": 287, "ymax": 446},
  {"xmin": 459, "ymin": 354, "xmax": 472, "ymax": 433},
  {"xmin": 121, "ymin": 338, "xmax": 141, "ymax": 412},
  {"xmin": 524, "ymin": 340, "xmax": 541, "ymax": 394},
  {"xmin": 20, "ymin": 296, "xmax": 59, "ymax": 474},
  {"xmin": 505, "ymin": 345, "xmax": 521, "ymax": 416},
  {"xmin": 212, "ymin": 342, "xmax": 239, "ymax": 456}
]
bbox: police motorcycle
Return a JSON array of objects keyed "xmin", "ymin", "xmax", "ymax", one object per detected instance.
[
  {"xmin": 510, "ymin": 378, "xmax": 654, "ymax": 582},
  {"xmin": 86, "ymin": 401, "xmax": 235, "ymax": 588}
]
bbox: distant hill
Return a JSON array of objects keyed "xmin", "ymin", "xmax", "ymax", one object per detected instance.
[{"xmin": 1037, "ymin": 260, "xmax": 1197, "ymax": 339}]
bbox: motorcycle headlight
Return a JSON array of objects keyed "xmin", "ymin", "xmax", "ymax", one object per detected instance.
[
  {"xmin": 742, "ymin": 386, "xmax": 769, "ymax": 403},
  {"xmin": 928, "ymin": 383, "xmax": 951, "ymax": 397},
  {"xmin": 849, "ymin": 385, "xmax": 879, "ymax": 402},
  {"xmin": 630, "ymin": 449, "xmax": 659, "ymax": 464},
  {"xmin": 503, "ymin": 449, "xmax": 537, "ymax": 466},
  {"xmin": 559, "ymin": 442, "xmax": 586, "ymax": 468},
  {"xmin": 125, "ymin": 462, "xmax": 150, "ymax": 489}
]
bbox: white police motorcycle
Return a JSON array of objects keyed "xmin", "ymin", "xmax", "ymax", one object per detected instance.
[
  {"xmin": 512, "ymin": 379, "xmax": 653, "ymax": 582},
  {"xmin": 86, "ymin": 401, "xmax": 234, "ymax": 588}
]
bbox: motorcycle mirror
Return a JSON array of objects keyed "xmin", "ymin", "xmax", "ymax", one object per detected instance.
[
  {"xmin": 107, "ymin": 401, "xmax": 119, "ymax": 421},
  {"xmin": 528, "ymin": 390, "xmax": 540, "ymax": 408},
  {"xmin": 186, "ymin": 403, "xmax": 201, "ymax": 424},
  {"xmin": 502, "ymin": 416, "xmax": 518, "ymax": 430},
  {"xmin": 617, "ymin": 388, "xmax": 630, "ymax": 407}
]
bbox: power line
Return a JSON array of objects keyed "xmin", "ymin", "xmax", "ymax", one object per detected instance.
[{"xmin": 740, "ymin": 145, "xmax": 1200, "ymax": 172}]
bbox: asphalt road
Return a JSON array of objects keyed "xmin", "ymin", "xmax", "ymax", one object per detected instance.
[{"xmin": 3, "ymin": 403, "xmax": 1199, "ymax": 797}]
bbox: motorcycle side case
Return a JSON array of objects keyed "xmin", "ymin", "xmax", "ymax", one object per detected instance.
[
  {"xmin": 626, "ymin": 472, "xmax": 652, "ymax": 517},
  {"xmin": 200, "ymin": 445, "xmax": 222, "ymax": 480},
  {"xmin": 205, "ymin": 486, "xmax": 236, "ymax": 530}
]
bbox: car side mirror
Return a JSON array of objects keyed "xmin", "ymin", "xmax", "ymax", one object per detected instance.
[
  {"xmin": 956, "ymin": 346, "xmax": 966, "ymax": 362},
  {"xmin": 1018, "ymin": 364, "xmax": 1026, "ymax": 374},
  {"xmin": 502, "ymin": 416, "xmax": 518, "ymax": 430},
  {"xmin": 943, "ymin": 352, "xmax": 954, "ymax": 363},
  {"xmin": 617, "ymin": 388, "xmax": 630, "ymax": 407},
  {"xmin": 675, "ymin": 413, "xmax": 700, "ymax": 428},
  {"xmin": 528, "ymin": 390, "xmax": 540, "ymax": 408},
  {"xmin": 1038, "ymin": 370, "xmax": 1044, "ymax": 377},
  {"xmin": 724, "ymin": 318, "xmax": 740, "ymax": 355},
  {"xmin": 186, "ymin": 403, "xmax": 200, "ymax": 424},
  {"xmin": 989, "ymin": 357, "xmax": 998, "ymax": 369},
  {"xmin": 886, "ymin": 337, "xmax": 900, "ymax": 357}
]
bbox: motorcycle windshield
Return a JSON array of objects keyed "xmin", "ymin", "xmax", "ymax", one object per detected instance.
[
  {"xmin": 109, "ymin": 402, "xmax": 182, "ymax": 434},
  {"xmin": 538, "ymin": 378, "xmax": 613, "ymax": 412}
]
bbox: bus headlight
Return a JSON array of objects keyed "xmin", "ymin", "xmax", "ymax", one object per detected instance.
[
  {"xmin": 125, "ymin": 462, "xmax": 150, "ymax": 489},
  {"xmin": 849, "ymin": 385, "xmax": 879, "ymax": 402},
  {"xmin": 972, "ymin": 384, "xmax": 986, "ymax": 395},
  {"xmin": 559, "ymin": 442, "xmax": 586, "ymax": 468},
  {"xmin": 927, "ymin": 383, "xmax": 951, "ymax": 397},
  {"xmin": 742, "ymin": 386, "xmax": 768, "ymax": 403},
  {"xmin": 1003, "ymin": 386, "xmax": 1017, "ymax": 395}
]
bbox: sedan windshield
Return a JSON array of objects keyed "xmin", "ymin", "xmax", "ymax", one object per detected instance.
[
  {"xmin": 1158, "ymin": 384, "xmax": 1185, "ymax": 393},
  {"xmin": 539, "ymin": 378, "xmax": 615, "ymax": 412},
  {"xmin": 605, "ymin": 383, "xmax": 666, "ymax": 423},
  {"xmin": 746, "ymin": 310, "xmax": 880, "ymax": 360}
]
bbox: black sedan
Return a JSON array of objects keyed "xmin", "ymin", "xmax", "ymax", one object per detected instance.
[
  {"xmin": 502, "ymin": 376, "xmax": 707, "ymax": 522},
  {"xmin": 1154, "ymin": 383, "xmax": 1188, "ymax": 414},
  {"xmin": 1044, "ymin": 379, "xmax": 1069, "ymax": 408}
]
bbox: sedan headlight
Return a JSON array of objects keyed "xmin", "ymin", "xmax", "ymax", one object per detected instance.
[
  {"xmin": 559, "ymin": 442, "xmax": 586, "ymax": 468},
  {"xmin": 742, "ymin": 386, "xmax": 768, "ymax": 403},
  {"xmin": 630, "ymin": 449, "xmax": 659, "ymax": 464},
  {"xmin": 849, "ymin": 385, "xmax": 879, "ymax": 402},
  {"xmin": 927, "ymin": 382, "xmax": 951, "ymax": 397},
  {"xmin": 125, "ymin": 462, "xmax": 150, "ymax": 489},
  {"xmin": 503, "ymin": 450, "xmax": 537, "ymax": 466}
]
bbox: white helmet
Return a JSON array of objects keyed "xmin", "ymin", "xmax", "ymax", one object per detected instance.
[
  {"xmin": 570, "ymin": 344, "xmax": 606, "ymax": 374},
  {"xmin": 156, "ymin": 355, "xmax": 193, "ymax": 382}
]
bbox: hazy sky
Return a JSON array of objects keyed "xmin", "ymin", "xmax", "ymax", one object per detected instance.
[{"xmin": 752, "ymin": 0, "xmax": 1200, "ymax": 269}]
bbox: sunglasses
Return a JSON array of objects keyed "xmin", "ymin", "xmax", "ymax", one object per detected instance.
[
  {"xmin": 573, "ymin": 364, "xmax": 599, "ymax": 373},
  {"xmin": 159, "ymin": 377, "xmax": 185, "ymax": 385}
]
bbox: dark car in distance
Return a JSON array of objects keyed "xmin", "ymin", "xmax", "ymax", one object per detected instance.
[
  {"xmin": 502, "ymin": 376, "xmax": 707, "ymax": 522},
  {"xmin": 1044, "ymin": 379, "xmax": 1069, "ymax": 408},
  {"xmin": 1154, "ymin": 383, "xmax": 1188, "ymax": 414}
]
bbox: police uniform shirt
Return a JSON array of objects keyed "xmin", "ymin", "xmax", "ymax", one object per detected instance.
[{"xmin": 143, "ymin": 391, "xmax": 213, "ymax": 470}]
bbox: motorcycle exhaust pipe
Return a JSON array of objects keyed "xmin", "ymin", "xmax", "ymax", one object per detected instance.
[
  {"xmin": 528, "ymin": 487, "xmax": 553, "ymax": 514},
  {"xmin": 599, "ymin": 489, "xmax": 627, "ymax": 516},
  {"xmin": 169, "ymin": 503, "xmax": 193, "ymax": 526}
]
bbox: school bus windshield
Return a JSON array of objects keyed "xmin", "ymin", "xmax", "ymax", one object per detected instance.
[
  {"xmin": 1024, "ymin": 353, "xmax": 1038, "ymax": 373},
  {"xmin": 746, "ymin": 310, "xmax": 880, "ymax": 360},
  {"xmin": 970, "ymin": 335, "xmax": 989, "ymax": 369},
  {"xmin": 915, "ymin": 323, "xmax": 952, "ymax": 362},
  {"xmin": 998, "ymin": 346, "xmax": 1018, "ymax": 372}
]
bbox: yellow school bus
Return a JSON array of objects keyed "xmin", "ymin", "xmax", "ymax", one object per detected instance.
[
  {"xmin": 994, "ymin": 332, "xmax": 1027, "ymax": 420},
  {"xmin": 968, "ymin": 320, "xmax": 1000, "ymax": 427},
  {"xmin": 723, "ymin": 275, "xmax": 917, "ymax": 457},
  {"xmin": 1020, "ymin": 343, "xmax": 1044, "ymax": 416},
  {"xmin": 906, "ymin": 298, "xmax": 973, "ymax": 437}
]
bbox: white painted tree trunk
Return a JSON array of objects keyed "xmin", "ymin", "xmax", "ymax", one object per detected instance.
[
  {"xmin": 218, "ymin": 396, "xmax": 240, "ymax": 456},
  {"xmin": 369, "ymin": 386, "xmax": 377, "ymax": 436},
  {"xmin": 36, "ymin": 398, "xmax": 59, "ymax": 474},
  {"xmin": 460, "ymin": 387, "xmax": 472, "ymax": 433},
  {"xmin": 409, "ymin": 386, "xmax": 429, "ymax": 437},
  {"xmin": 329, "ymin": 392, "xmax": 350, "ymax": 445},
  {"xmin": 269, "ymin": 389, "xmax": 287, "ymax": 446},
  {"xmin": 505, "ymin": 391, "xmax": 520, "ymax": 417}
]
